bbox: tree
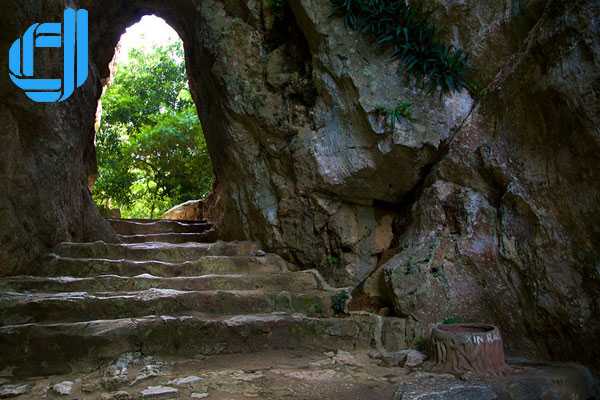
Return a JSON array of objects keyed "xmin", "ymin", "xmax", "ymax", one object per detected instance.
[{"xmin": 93, "ymin": 41, "xmax": 213, "ymax": 218}]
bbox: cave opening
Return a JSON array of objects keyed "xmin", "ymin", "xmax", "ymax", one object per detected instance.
[{"xmin": 92, "ymin": 15, "xmax": 214, "ymax": 220}]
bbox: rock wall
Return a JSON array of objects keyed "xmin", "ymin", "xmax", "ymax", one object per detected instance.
[
  {"xmin": 0, "ymin": 0, "xmax": 598, "ymax": 368},
  {"xmin": 377, "ymin": 0, "xmax": 600, "ymax": 366},
  {"xmin": 0, "ymin": 1, "xmax": 116, "ymax": 276}
]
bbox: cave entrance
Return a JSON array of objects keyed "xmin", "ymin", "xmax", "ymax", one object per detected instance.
[{"xmin": 92, "ymin": 15, "xmax": 214, "ymax": 220}]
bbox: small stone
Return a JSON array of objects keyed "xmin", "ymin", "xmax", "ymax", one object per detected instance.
[
  {"xmin": 140, "ymin": 385, "xmax": 178, "ymax": 399},
  {"xmin": 52, "ymin": 381, "xmax": 74, "ymax": 396},
  {"xmin": 394, "ymin": 379, "xmax": 497, "ymax": 400},
  {"xmin": 167, "ymin": 376, "xmax": 203, "ymax": 386},
  {"xmin": 101, "ymin": 391, "xmax": 132, "ymax": 400},
  {"xmin": 309, "ymin": 358, "xmax": 335, "ymax": 368},
  {"xmin": 255, "ymin": 250, "xmax": 267, "ymax": 257},
  {"xmin": 131, "ymin": 365, "xmax": 164, "ymax": 385},
  {"xmin": 191, "ymin": 393, "xmax": 209, "ymax": 399},
  {"xmin": 404, "ymin": 350, "xmax": 427, "ymax": 368},
  {"xmin": 82, "ymin": 381, "xmax": 101, "ymax": 393},
  {"xmin": 333, "ymin": 350, "xmax": 362, "ymax": 366},
  {"xmin": 103, "ymin": 353, "xmax": 137, "ymax": 390},
  {"xmin": 103, "ymin": 375, "xmax": 129, "ymax": 391},
  {"xmin": 0, "ymin": 384, "xmax": 31, "ymax": 398},
  {"xmin": 381, "ymin": 351, "xmax": 408, "ymax": 367}
]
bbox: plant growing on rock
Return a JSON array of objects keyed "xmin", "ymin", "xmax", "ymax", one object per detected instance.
[
  {"xmin": 265, "ymin": 0, "xmax": 288, "ymax": 26},
  {"xmin": 325, "ymin": 255, "xmax": 342, "ymax": 269},
  {"xmin": 441, "ymin": 316, "xmax": 463, "ymax": 325},
  {"xmin": 414, "ymin": 336, "xmax": 431, "ymax": 353},
  {"xmin": 330, "ymin": 0, "xmax": 472, "ymax": 94},
  {"xmin": 376, "ymin": 100, "xmax": 415, "ymax": 128},
  {"xmin": 331, "ymin": 290, "xmax": 351, "ymax": 315},
  {"xmin": 267, "ymin": 0, "xmax": 286, "ymax": 13}
]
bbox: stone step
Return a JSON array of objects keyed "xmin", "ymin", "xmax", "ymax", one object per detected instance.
[
  {"xmin": 0, "ymin": 289, "xmax": 335, "ymax": 325},
  {"xmin": 54, "ymin": 241, "xmax": 260, "ymax": 262},
  {"xmin": 117, "ymin": 231, "xmax": 218, "ymax": 244},
  {"xmin": 108, "ymin": 219, "xmax": 212, "ymax": 235},
  {"xmin": 37, "ymin": 254, "xmax": 289, "ymax": 277},
  {"xmin": 109, "ymin": 218, "xmax": 208, "ymax": 224},
  {"xmin": 0, "ymin": 313, "xmax": 420, "ymax": 377},
  {"xmin": 0, "ymin": 272, "xmax": 321, "ymax": 293}
]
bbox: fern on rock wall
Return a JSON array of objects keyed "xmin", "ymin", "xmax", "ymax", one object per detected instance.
[{"xmin": 330, "ymin": 0, "xmax": 472, "ymax": 94}]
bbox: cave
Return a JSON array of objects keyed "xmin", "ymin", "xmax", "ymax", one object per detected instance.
[{"xmin": 0, "ymin": 0, "xmax": 599, "ymax": 398}]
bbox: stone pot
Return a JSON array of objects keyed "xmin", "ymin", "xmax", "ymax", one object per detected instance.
[{"xmin": 431, "ymin": 323, "xmax": 509, "ymax": 376}]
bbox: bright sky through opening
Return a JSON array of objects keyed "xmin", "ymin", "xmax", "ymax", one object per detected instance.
[{"xmin": 115, "ymin": 15, "xmax": 180, "ymax": 64}]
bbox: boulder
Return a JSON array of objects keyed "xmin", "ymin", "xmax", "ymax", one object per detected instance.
[{"xmin": 162, "ymin": 200, "xmax": 205, "ymax": 221}]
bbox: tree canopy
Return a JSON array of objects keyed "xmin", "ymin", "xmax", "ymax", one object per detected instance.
[{"xmin": 93, "ymin": 42, "xmax": 213, "ymax": 218}]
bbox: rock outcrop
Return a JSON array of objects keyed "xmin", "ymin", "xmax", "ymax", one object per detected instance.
[
  {"xmin": 162, "ymin": 199, "xmax": 205, "ymax": 221},
  {"xmin": 0, "ymin": 0, "xmax": 599, "ymax": 369}
]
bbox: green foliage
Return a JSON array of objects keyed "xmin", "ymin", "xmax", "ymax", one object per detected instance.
[
  {"xmin": 93, "ymin": 41, "xmax": 213, "ymax": 219},
  {"xmin": 442, "ymin": 316, "xmax": 463, "ymax": 325},
  {"xmin": 94, "ymin": 123, "xmax": 136, "ymax": 208},
  {"xmin": 330, "ymin": 0, "xmax": 472, "ymax": 94},
  {"xmin": 102, "ymin": 43, "xmax": 191, "ymax": 128},
  {"xmin": 267, "ymin": 0, "xmax": 286, "ymax": 12},
  {"xmin": 414, "ymin": 336, "xmax": 431, "ymax": 353},
  {"xmin": 325, "ymin": 255, "xmax": 341, "ymax": 269},
  {"xmin": 377, "ymin": 100, "xmax": 414, "ymax": 127},
  {"xmin": 331, "ymin": 290, "xmax": 350, "ymax": 314}
]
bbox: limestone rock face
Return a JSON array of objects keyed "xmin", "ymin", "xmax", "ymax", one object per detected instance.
[
  {"xmin": 0, "ymin": 1, "xmax": 116, "ymax": 276},
  {"xmin": 381, "ymin": 0, "xmax": 600, "ymax": 367},
  {"xmin": 162, "ymin": 200, "xmax": 205, "ymax": 221},
  {"xmin": 0, "ymin": 0, "xmax": 599, "ymax": 369}
]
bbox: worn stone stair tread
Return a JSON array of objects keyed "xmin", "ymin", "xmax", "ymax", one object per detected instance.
[
  {"xmin": 0, "ymin": 272, "xmax": 320, "ymax": 293},
  {"xmin": 0, "ymin": 288, "xmax": 336, "ymax": 324},
  {"xmin": 117, "ymin": 231, "xmax": 218, "ymax": 244},
  {"xmin": 0, "ymin": 221, "xmax": 426, "ymax": 380},
  {"xmin": 108, "ymin": 218, "xmax": 207, "ymax": 224},
  {"xmin": 0, "ymin": 312, "xmax": 413, "ymax": 377},
  {"xmin": 38, "ymin": 254, "xmax": 290, "ymax": 277},
  {"xmin": 54, "ymin": 240, "xmax": 261, "ymax": 261},
  {"xmin": 108, "ymin": 219, "xmax": 212, "ymax": 235}
]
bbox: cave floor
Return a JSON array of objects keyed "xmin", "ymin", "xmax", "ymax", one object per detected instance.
[
  {"xmin": 0, "ymin": 219, "xmax": 597, "ymax": 399},
  {"xmin": 1, "ymin": 350, "xmax": 399, "ymax": 399},
  {"xmin": 1, "ymin": 349, "xmax": 597, "ymax": 399}
]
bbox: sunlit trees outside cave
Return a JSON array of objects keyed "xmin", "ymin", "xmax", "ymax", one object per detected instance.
[{"xmin": 93, "ymin": 34, "xmax": 213, "ymax": 219}]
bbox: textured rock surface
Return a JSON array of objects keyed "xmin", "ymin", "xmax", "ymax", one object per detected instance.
[
  {"xmin": 0, "ymin": 2, "xmax": 116, "ymax": 276},
  {"xmin": 162, "ymin": 199, "xmax": 206, "ymax": 221},
  {"xmin": 0, "ymin": 351, "xmax": 595, "ymax": 399},
  {"xmin": 378, "ymin": 0, "xmax": 600, "ymax": 367},
  {"xmin": 0, "ymin": 0, "xmax": 599, "ymax": 370},
  {"xmin": 0, "ymin": 383, "xmax": 31, "ymax": 398},
  {"xmin": 51, "ymin": 381, "xmax": 75, "ymax": 396},
  {"xmin": 395, "ymin": 360, "xmax": 600, "ymax": 400}
]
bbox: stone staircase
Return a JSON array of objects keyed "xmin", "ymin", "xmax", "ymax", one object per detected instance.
[{"xmin": 0, "ymin": 219, "xmax": 423, "ymax": 378}]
